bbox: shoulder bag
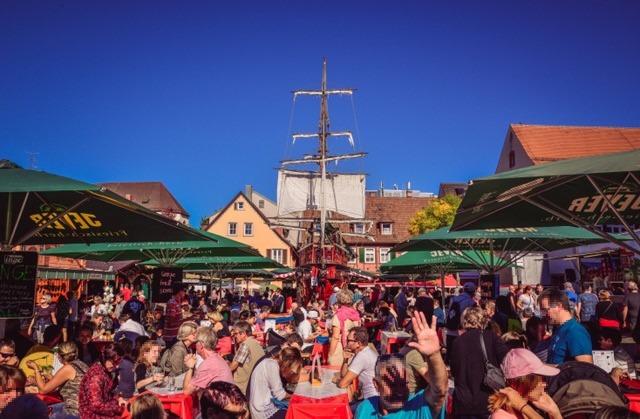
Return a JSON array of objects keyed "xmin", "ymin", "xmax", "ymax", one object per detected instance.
[{"xmin": 479, "ymin": 330, "xmax": 506, "ymax": 391}]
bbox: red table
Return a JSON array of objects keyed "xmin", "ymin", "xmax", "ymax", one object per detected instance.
[
  {"xmin": 121, "ymin": 391, "xmax": 197, "ymax": 419},
  {"xmin": 286, "ymin": 365, "xmax": 352, "ymax": 419},
  {"xmin": 622, "ymin": 379, "xmax": 640, "ymax": 413}
]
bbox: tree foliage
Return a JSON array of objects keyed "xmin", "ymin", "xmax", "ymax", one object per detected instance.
[{"xmin": 408, "ymin": 194, "xmax": 462, "ymax": 236}]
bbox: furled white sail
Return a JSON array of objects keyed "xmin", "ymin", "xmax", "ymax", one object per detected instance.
[{"xmin": 277, "ymin": 169, "xmax": 365, "ymax": 219}]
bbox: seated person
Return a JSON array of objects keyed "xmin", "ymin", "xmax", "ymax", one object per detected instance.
[
  {"xmin": 90, "ymin": 313, "xmax": 108, "ymax": 339},
  {"xmin": 333, "ymin": 326, "xmax": 378, "ymax": 402},
  {"xmin": 248, "ymin": 347, "xmax": 302, "ymax": 419},
  {"xmin": 134, "ymin": 341, "xmax": 165, "ymax": 393},
  {"xmin": 129, "ymin": 393, "xmax": 166, "ymax": 419},
  {"xmin": 0, "ymin": 366, "xmax": 48, "ymax": 418},
  {"xmin": 182, "ymin": 327, "xmax": 233, "ymax": 396},
  {"xmin": 0, "ymin": 339, "xmax": 20, "ymax": 368},
  {"xmin": 379, "ymin": 306, "xmax": 399, "ymax": 332},
  {"xmin": 26, "ymin": 341, "xmax": 89, "ymax": 418},
  {"xmin": 75, "ymin": 326, "xmax": 100, "ymax": 367},
  {"xmin": 599, "ymin": 327, "xmax": 637, "ymax": 379},
  {"xmin": 114, "ymin": 339, "xmax": 136, "ymax": 398},
  {"xmin": 161, "ymin": 322, "xmax": 197, "ymax": 377},
  {"xmin": 3, "ymin": 320, "xmax": 34, "ymax": 360},
  {"xmin": 398, "ymin": 340, "xmax": 430, "ymax": 396},
  {"xmin": 200, "ymin": 381, "xmax": 248, "ymax": 419},
  {"xmin": 114, "ymin": 312, "xmax": 148, "ymax": 342}
]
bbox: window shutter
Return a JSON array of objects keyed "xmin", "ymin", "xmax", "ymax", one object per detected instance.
[
  {"xmin": 390, "ymin": 251, "xmax": 396, "ymax": 260},
  {"xmin": 359, "ymin": 248, "xmax": 365, "ymax": 263},
  {"xmin": 267, "ymin": 249, "xmax": 272, "ymax": 259},
  {"xmin": 283, "ymin": 249, "xmax": 288, "ymax": 265}
]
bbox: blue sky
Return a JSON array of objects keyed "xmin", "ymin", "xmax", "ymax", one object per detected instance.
[{"xmin": 2, "ymin": 1, "xmax": 639, "ymax": 224}]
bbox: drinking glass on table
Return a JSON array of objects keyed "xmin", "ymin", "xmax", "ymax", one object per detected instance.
[
  {"xmin": 151, "ymin": 366, "xmax": 164, "ymax": 385},
  {"xmin": 167, "ymin": 374, "xmax": 176, "ymax": 392}
]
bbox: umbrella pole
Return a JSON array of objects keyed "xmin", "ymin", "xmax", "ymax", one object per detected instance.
[{"xmin": 441, "ymin": 268, "xmax": 447, "ymax": 316}]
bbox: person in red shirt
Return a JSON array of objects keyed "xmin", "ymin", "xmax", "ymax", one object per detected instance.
[
  {"xmin": 121, "ymin": 283, "xmax": 132, "ymax": 302},
  {"xmin": 164, "ymin": 286, "xmax": 187, "ymax": 345}
]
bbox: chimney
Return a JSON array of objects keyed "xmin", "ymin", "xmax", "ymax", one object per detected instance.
[
  {"xmin": 245, "ymin": 185, "xmax": 253, "ymax": 201},
  {"xmin": 125, "ymin": 194, "xmax": 132, "ymax": 201},
  {"xmin": 406, "ymin": 190, "xmax": 413, "ymax": 198}
]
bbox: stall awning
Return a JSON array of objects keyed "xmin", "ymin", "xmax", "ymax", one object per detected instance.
[{"xmin": 38, "ymin": 267, "xmax": 116, "ymax": 281}]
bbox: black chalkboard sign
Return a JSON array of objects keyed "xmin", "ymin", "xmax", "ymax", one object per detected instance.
[
  {"xmin": 480, "ymin": 273, "xmax": 500, "ymax": 300},
  {"xmin": 151, "ymin": 267, "xmax": 183, "ymax": 303},
  {"xmin": 0, "ymin": 251, "xmax": 38, "ymax": 318}
]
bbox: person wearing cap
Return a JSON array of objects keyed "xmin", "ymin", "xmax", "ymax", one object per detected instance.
[
  {"xmin": 297, "ymin": 310, "xmax": 320, "ymax": 352},
  {"xmin": 540, "ymin": 288, "xmax": 592, "ymax": 365},
  {"xmin": 446, "ymin": 282, "xmax": 478, "ymax": 357},
  {"xmin": 488, "ymin": 348, "xmax": 562, "ymax": 419}
]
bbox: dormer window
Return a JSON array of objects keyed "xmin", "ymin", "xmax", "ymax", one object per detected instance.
[
  {"xmin": 381, "ymin": 222, "xmax": 392, "ymax": 235},
  {"xmin": 353, "ymin": 223, "xmax": 365, "ymax": 234}
]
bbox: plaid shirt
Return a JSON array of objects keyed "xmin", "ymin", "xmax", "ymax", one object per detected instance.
[{"xmin": 233, "ymin": 341, "xmax": 251, "ymax": 365}]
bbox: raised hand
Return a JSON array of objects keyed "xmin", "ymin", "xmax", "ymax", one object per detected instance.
[{"xmin": 407, "ymin": 311, "xmax": 440, "ymax": 357}]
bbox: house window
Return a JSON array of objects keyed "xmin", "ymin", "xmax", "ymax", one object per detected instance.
[
  {"xmin": 364, "ymin": 248, "xmax": 375, "ymax": 264},
  {"xmin": 509, "ymin": 150, "xmax": 516, "ymax": 169},
  {"xmin": 349, "ymin": 250, "xmax": 357, "ymax": 264},
  {"xmin": 258, "ymin": 200, "xmax": 265, "ymax": 209},
  {"xmin": 381, "ymin": 223, "xmax": 392, "ymax": 235},
  {"xmin": 235, "ymin": 202, "xmax": 244, "ymax": 211},
  {"xmin": 353, "ymin": 223, "xmax": 365, "ymax": 234},
  {"xmin": 380, "ymin": 248, "xmax": 391, "ymax": 264},
  {"xmin": 228, "ymin": 222, "xmax": 237, "ymax": 236},
  {"xmin": 243, "ymin": 223, "xmax": 253, "ymax": 236},
  {"xmin": 268, "ymin": 249, "xmax": 287, "ymax": 265}
]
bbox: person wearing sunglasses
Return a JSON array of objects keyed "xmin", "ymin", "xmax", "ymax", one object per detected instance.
[
  {"xmin": 0, "ymin": 340, "xmax": 19, "ymax": 368},
  {"xmin": 28, "ymin": 294, "xmax": 57, "ymax": 344},
  {"xmin": 78, "ymin": 343, "xmax": 127, "ymax": 418},
  {"xmin": 201, "ymin": 381, "xmax": 248, "ymax": 419}
]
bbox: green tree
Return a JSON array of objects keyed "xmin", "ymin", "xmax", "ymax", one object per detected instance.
[{"xmin": 408, "ymin": 194, "xmax": 462, "ymax": 236}]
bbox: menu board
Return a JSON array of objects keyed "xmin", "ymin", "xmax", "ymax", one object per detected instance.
[
  {"xmin": 480, "ymin": 274, "xmax": 500, "ymax": 299},
  {"xmin": 151, "ymin": 267, "xmax": 183, "ymax": 303},
  {"xmin": 0, "ymin": 251, "xmax": 38, "ymax": 318}
]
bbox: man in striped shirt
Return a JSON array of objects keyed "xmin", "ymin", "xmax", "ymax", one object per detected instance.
[{"xmin": 164, "ymin": 286, "xmax": 187, "ymax": 346}]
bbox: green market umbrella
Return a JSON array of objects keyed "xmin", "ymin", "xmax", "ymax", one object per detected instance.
[
  {"xmin": 142, "ymin": 255, "xmax": 282, "ymax": 293},
  {"xmin": 380, "ymin": 249, "xmax": 506, "ymax": 275},
  {"xmin": 40, "ymin": 230, "xmax": 258, "ymax": 266},
  {"xmin": 0, "ymin": 160, "xmax": 216, "ymax": 247},
  {"xmin": 393, "ymin": 226, "xmax": 631, "ymax": 272},
  {"xmin": 450, "ymin": 149, "xmax": 640, "ymax": 253},
  {"xmin": 140, "ymin": 255, "xmax": 283, "ymax": 270},
  {"xmin": 380, "ymin": 249, "xmax": 508, "ymax": 312}
]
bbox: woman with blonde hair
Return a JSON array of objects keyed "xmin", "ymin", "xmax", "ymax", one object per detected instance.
[
  {"xmin": 28, "ymin": 293, "xmax": 57, "ymax": 343},
  {"xmin": 488, "ymin": 348, "xmax": 561, "ymax": 419},
  {"xmin": 596, "ymin": 289, "xmax": 622, "ymax": 329},
  {"xmin": 26, "ymin": 341, "xmax": 88, "ymax": 418},
  {"xmin": 134, "ymin": 341, "xmax": 165, "ymax": 393},
  {"xmin": 130, "ymin": 392, "xmax": 166, "ymax": 419},
  {"xmin": 209, "ymin": 310, "xmax": 233, "ymax": 357},
  {"xmin": 328, "ymin": 289, "xmax": 360, "ymax": 366}
]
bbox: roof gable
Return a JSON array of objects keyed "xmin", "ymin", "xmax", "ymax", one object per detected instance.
[
  {"xmin": 510, "ymin": 124, "xmax": 640, "ymax": 164},
  {"xmin": 97, "ymin": 181, "xmax": 189, "ymax": 216},
  {"xmin": 206, "ymin": 192, "xmax": 292, "ymax": 249}
]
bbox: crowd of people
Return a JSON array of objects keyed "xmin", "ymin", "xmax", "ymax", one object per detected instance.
[{"xmin": 1, "ymin": 279, "xmax": 640, "ymax": 418}]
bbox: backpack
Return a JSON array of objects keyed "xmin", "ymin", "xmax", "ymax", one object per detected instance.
[{"xmin": 446, "ymin": 300, "xmax": 462, "ymax": 330}]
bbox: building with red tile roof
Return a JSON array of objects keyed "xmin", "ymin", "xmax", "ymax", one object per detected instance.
[{"xmin": 495, "ymin": 124, "xmax": 640, "ymax": 173}]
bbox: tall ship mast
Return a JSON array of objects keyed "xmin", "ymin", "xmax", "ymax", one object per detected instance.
[{"xmin": 272, "ymin": 58, "xmax": 372, "ymax": 302}]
